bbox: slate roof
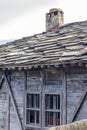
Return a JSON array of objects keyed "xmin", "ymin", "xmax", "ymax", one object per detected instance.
[{"xmin": 0, "ymin": 20, "xmax": 87, "ymax": 68}]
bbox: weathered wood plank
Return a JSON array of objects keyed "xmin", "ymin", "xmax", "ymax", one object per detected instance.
[
  {"xmin": 70, "ymin": 90, "xmax": 87, "ymax": 122},
  {"xmin": 23, "ymin": 70, "xmax": 27, "ymax": 130},
  {"xmin": 4, "ymin": 74, "xmax": 23, "ymax": 130},
  {"xmin": 63, "ymin": 70, "xmax": 67, "ymax": 124},
  {"xmin": 7, "ymin": 94, "xmax": 10, "ymax": 130}
]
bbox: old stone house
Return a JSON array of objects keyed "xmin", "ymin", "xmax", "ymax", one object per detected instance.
[{"xmin": 0, "ymin": 8, "xmax": 87, "ymax": 130}]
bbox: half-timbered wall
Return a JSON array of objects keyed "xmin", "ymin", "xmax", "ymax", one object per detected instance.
[
  {"xmin": 0, "ymin": 67, "xmax": 87, "ymax": 130},
  {"xmin": 0, "ymin": 70, "xmax": 25, "ymax": 130},
  {"xmin": 66, "ymin": 67, "xmax": 87, "ymax": 123},
  {"xmin": 0, "ymin": 71, "xmax": 8, "ymax": 130},
  {"xmin": 10, "ymin": 71, "xmax": 24, "ymax": 130}
]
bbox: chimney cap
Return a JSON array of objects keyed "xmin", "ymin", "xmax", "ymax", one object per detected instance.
[{"xmin": 49, "ymin": 8, "xmax": 64, "ymax": 13}]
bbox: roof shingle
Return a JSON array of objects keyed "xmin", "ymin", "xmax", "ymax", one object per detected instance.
[{"xmin": 0, "ymin": 20, "xmax": 87, "ymax": 68}]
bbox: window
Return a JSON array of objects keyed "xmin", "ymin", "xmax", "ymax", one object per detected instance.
[
  {"xmin": 45, "ymin": 94, "xmax": 61, "ymax": 126},
  {"xmin": 26, "ymin": 94, "xmax": 40, "ymax": 125},
  {"xmin": 26, "ymin": 93, "xmax": 61, "ymax": 128}
]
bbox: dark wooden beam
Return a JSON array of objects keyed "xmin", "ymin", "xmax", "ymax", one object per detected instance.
[
  {"xmin": 63, "ymin": 70, "xmax": 67, "ymax": 124},
  {"xmin": 7, "ymin": 94, "xmax": 10, "ymax": 130},
  {"xmin": 4, "ymin": 74, "xmax": 23, "ymax": 130},
  {"xmin": 24, "ymin": 70, "xmax": 27, "ymax": 90},
  {"xmin": 23, "ymin": 70, "xmax": 27, "ymax": 130},
  {"xmin": 0, "ymin": 75, "xmax": 5, "ymax": 90},
  {"xmin": 71, "ymin": 90, "xmax": 87, "ymax": 122}
]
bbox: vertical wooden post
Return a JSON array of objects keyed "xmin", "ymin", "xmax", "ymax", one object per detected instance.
[
  {"xmin": 40, "ymin": 70, "xmax": 45, "ymax": 128},
  {"xmin": 23, "ymin": 70, "xmax": 27, "ymax": 130},
  {"xmin": 63, "ymin": 70, "xmax": 67, "ymax": 124},
  {"xmin": 7, "ymin": 94, "xmax": 10, "ymax": 130}
]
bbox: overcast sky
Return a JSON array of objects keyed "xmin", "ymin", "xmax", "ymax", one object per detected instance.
[{"xmin": 0, "ymin": 0, "xmax": 87, "ymax": 41}]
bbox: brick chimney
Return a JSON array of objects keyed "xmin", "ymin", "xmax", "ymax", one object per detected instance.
[{"xmin": 46, "ymin": 8, "xmax": 64, "ymax": 31}]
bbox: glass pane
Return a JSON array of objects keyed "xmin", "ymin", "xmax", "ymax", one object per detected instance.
[
  {"xmin": 45, "ymin": 112, "xmax": 53, "ymax": 126},
  {"xmin": 50, "ymin": 95, "xmax": 53, "ymax": 109},
  {"xmin": 27, "ymin": 94, "xmax": 30, "ymax": 108},
  {"xmin": 58, "ymin": 95, "xmax": 60, "ymax": 109},
  {"xmin": 56, "ymin": 95, "xmax": 60, "ymax": 109},
  {"xmin": 26, "ymin": 94, "xmax": 40, "ymax": 125},
  {"xmin": 56, "ymin": 112, "xmax": 60, "ymax": 125},
  {"xmin": 27, "ymin": 94, "xmax": 40, "ymax": 108},
  {"xmin": 45, "ymin": 111, "xmax": 48, "ymax": 126},
  {"xmin": 30, "ymin": 110, "xmax": 35, "ymax": 123},
  {"xmin": 31, "ymin": 95, "xmax": 34, "ymax": 107},
  {"xmin": 45, "ymin": 94, "xmax": 60, "ymax": 110},
  {"xmin": 36, "ymin": 95, "xmax": 39, "ymax": 108},
  {"xmin": 36, "ymin": 111, "xmax": 39, "ymax": 124},
  {"xmin": 45, "ymin": 94, "xmax": 61, "ymax": 126},
  {"xmin": 45, "ymin": 95, "xmax": 53, "ymax": 109},
  {"xmin": 26, "ymin": 110, "xmax": 29, "ymax": 124},
  {"xmin": 45, "ymin": 95, "xmax": 49, "ymax": 109},
  {"xmin": 49, "ymin": 112, "xmax": 53, "ymax": 125}
]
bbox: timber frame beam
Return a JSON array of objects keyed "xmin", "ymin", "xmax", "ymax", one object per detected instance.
[
  {"xmin": 0, "ymin": 75, "xmax": 5, "ymax": 90},
  {"xmin": 4, "ymin": 73, "xmax": 24, "ymax": 130},
  {"xmin": 0, "ymin": 72, "xmax": 24, "ymax": 130},
  {"xmin": 71, "ymin": 90, "xmax": 87, "ymax": 122}
]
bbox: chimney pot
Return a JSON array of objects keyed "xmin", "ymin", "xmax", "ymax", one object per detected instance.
[{"xmin": 46, "ymin": 8, "xmax": 64, "ymax": 31}]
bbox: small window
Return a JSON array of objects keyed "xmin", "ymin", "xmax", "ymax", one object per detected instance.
[
  {"xmin": 45, "ymin": 94, "xmax": 61, "ymax": 126},
  {"xmin": 26, "ymin": 94, "xmax": 40, "ymax": 125}
]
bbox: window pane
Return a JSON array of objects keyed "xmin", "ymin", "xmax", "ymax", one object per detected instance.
[
  {"xmin": 46, "ymin": 112, "xmax": 53, "ymax": 126},
  {"xmin": 27, "ymin": 94, "xmax": 40, "ymax": 108},
  {"xmin": 26, "ymin": 110, "xmax": 29, "ymax": 124},
  {"xmin": 45, "ymin": 95, "xmax": 53, "ymax": 109},
  {"xmin": 36, "ymin": 111, "xmax": 39, "ymax": 124},
  {"xmin": 49, "ymin": 112, "xmax": 53, "ymax": 125},
  {"xmin": 36, "ymin": 95, "xmax": 39, "ymax": 108},
  {"xmin": 26, "ymin": 94, "xmax": 40, "ymax": 125},
  {"xmin": 50, "ymin": 95, "xmax": 53, "ymax": 109},
  {"xmin": 26, "ymin": 110, "xmax": 35, "ymax": 124},
  {"xmin": 26, "ymin": 94, "xmax": 30, "ymax": 108},
  {"xmin": 45, "ymin": 95, "xmax": 49, "ymax": 109},
  {"xmin": 31, "ymin": 95, "xmax": 34, "ymax": 107},
  {"xmin": 30, "ymin": 110, "xmax": 35, "ymax": 123},
  {"xmin": 56, "ymin": 112, "xmax": 60, "ymax": 125},
  {"xmin": 45, "ymin": 94, "xmax": 61, "ymax": 126},
  {"xmin": 56, "ymin": 95, "xmax": 60, "ymax": 109},
  {"xmin": 58, "ymin": 95, "xmax": 60, "ymax": 109}
]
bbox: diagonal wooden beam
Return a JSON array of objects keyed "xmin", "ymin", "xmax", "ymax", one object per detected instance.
[
  {"xmin": 71, "ymin": 90, "xmax": 87, "ymax": 122},
  {"xmin": 4, "ymin": 74, "xmax": 23, "ymax": 130},
  {"xmin": 0, "ymin": 75, "xmax": 5, "ymax": 90}
]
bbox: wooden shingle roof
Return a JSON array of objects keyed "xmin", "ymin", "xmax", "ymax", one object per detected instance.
[{"xmin": 0, "ymin": 20, "xmax": 87, "ymax": 69}]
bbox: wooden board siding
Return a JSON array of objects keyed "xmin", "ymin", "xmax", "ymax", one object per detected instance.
[
  {"xmin": 66, "ymin": 67, "xmax": 87, "ymax": 123},
  {"xmin": 27, "ymin": 69, "xmax": 42, "ymax": 90},
  {"xmin": 0, "ymin": 80, "xmax": 8, "ymax": 130},
  {"xmin": 0, "ymin": 67, "xmax": 87, "ymax": 130},
  {"xmin": 10, "ymin": 71, "xmax": 24, "ymax": 130},
  {"xmin": 0, "ymin": 70, "xmax": 25, "ymax": 130}
]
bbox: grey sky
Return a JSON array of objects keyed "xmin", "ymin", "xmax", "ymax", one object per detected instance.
[
  {"xmin": 0, "ymin": 0, "xmax": 87, "ymax": 41},
  {"xmin": 0, "ymin": 0, "xmax": 60, "ymax": 25}
]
